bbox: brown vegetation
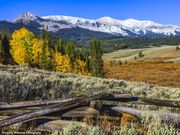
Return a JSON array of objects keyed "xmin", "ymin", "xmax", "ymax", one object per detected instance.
[{"xmin": 104, "ymin": 60, "xmax": 180, "ymax": 88}]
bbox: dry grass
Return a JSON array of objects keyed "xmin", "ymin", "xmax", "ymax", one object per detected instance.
[
  {"xmin": 103, "ymin": 46, "xmax": 180, "ymax": 63},
  {"xmin": 105, "ymin": 60, "xmax": 180, "ymax": 88}
]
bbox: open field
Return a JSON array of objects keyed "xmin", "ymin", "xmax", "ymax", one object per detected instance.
[
  {"xmin": 104, "ymin": 46, "xmax": 180, "ymax": 88},
  {"xmin": 103, "ymin": 46, "xmax": 180, "ymax": 63}
]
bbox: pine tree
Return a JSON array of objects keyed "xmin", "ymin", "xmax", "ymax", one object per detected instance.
[
  {"xmin": 89, "ymin": 39, "xmax": 104, "ymax": 78},
  {"xmin": 1, "ymin": 30, "xmax": 12, "ymax": 64},
  {"xmin": 65, "ymin": 41, "xmax": 76, "ymax": 65},
  {"xmin": 39, "ymin": 41, "xmax": 52, "ymax": 70},
  {"xmin": 41, "ymin": 29, "xmax": 53, "ymax": 49},
  {"xmin": 55, "ymin": 39, "xmax": 65, "ymax": 54},
  {"xmin": 39, "ymin": 29, "xmax": 53, "ymax": 70},
  {"xmin": 0, "ymin": 40, "xmax": 3, "ymax": 63}
]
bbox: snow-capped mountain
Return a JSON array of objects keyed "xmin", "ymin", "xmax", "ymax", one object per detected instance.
[
  {"xmin": 14, "ymin": 12, "xmax": 74, "ymax": 31},
  {"xmin": 13, "ymin": 12, "xmax": 180, "ymax": 37}
]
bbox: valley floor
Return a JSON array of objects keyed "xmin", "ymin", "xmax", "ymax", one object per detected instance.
[{"xmin": 104, "ymin": 46, "xmax": 180, "ymax": 88}]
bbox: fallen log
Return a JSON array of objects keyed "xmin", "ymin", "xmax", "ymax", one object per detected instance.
[
  {"xmin": 112, "ymin": 106, "xmax": 180, "ymax": 127},
  {"xmin": 90, "ymin": 102, "xmax": 180, "ymax": 127},
  {"xmin": 0, "ymin": 94, "xmax": 138, "ymax": 111},
  {"xmin": 140, "ymin": 98, "xmax": 180, "ymax": 108},
  {"xmin": 62, "ymin": 107, "xmax": 99, "ymax": 118},
  {"xmin": 0, "ymin": 92, "xmax": 108, "ymax": 128},
  {"xmin": 101, "ymin": 94, "xmax": 139, "ymax": 102},
  {"xmin": 0, "ymin": 102, "xmax": 9, "ymax": 106},
  {"xmin": 0, "ymin": 98, "xmax": 75, "ymax": 110}
]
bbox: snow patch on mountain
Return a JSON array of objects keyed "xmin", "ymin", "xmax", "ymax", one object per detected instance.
[
  {"xmin": 14, "ymin": 12, "xmax": 38, "ymax": 23},
  {"xmin": 13, "ymin": 12, "xmax": 180, "ymax": 37}
]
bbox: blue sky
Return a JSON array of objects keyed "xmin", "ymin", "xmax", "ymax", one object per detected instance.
[{"xmin": 0, "ymin": 0, "xmax": 180, "ymax": 25}]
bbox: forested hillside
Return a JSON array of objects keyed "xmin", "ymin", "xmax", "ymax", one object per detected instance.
[{"xmin": 0, "ymin": 28, "xmax": 105, "ymax": 77}]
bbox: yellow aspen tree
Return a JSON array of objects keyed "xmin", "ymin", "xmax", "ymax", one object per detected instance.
[
  {"xmin": 53, "ymin": 52, "xmax": 71, "ymax": 72},
  {"xmin": 32, "ymin": 39, "xmax": 43, "ymax": 66},
  {"xmin": 12, "ymin": 46, "xmax": 26, "ymax": 65},
  {"xmin": 10, "ymin": 28, "xmax": 36, "ymax": 65},
  {"xmin": 74, "ymin": 59, "xmax": 90, "ymax": 75}
]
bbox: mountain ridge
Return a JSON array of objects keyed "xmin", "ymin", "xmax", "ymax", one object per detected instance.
[
  {"xmin": 0, "ymin": 12, "xmax": 178, "ymax": 39},
  {"xmin": 12, "ymin": 12, "xmax": 180, "ymax": 37}
]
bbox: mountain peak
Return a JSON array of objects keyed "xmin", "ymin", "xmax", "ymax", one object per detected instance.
[
  {"xmin": 13, "ymin": 12, "xmax": 38, "ymax": 23},
  {"xmin": 21, "ymin": 12, "xmax": 36, "ymax": 18},
  {"xmin": 97, "ymin": 16, "xmax": 116, "ymax": 24}
]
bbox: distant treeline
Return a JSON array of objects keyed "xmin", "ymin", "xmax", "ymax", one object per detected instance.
[{"xmin": 102, "ymin": 36, "xmax": 180, "ymax": 53}]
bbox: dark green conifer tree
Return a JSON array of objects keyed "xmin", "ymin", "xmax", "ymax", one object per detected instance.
[
  {"xmin": 55, "ymin": 39, "xmax": 65, "ymax": 54},
  {"xmin": 89, "ymin": 39, "xmax": 104, "ymax": 78},
  {"xmin": 0, "ymin": 30, "xmax": 12, "ymax": 64},
  {"xmin": 39, "ymin": 28, "xmax": 53, "ymax": 70},
  {"xmin": 65, "ymin": 41, "xmax": 77, "ymax": 64}
]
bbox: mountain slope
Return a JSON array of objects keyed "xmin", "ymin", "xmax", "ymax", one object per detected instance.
[
  {"xmin": 12, "ymin": 12, "xmax": 180, "ymax": 37},
  {"xmin": 42, "ymin": 14, "xmax": 180, "ymax": 36},
  {"xmin": 0, "ymin": 14, "xmax": 114, "ymax": 41}
]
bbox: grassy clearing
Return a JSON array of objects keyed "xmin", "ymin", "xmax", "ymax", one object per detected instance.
[
  {"xmin": 105, "ymin": 60, "xmax": 180, "ymax": 88},
  {"xmin": 103, "ymin": 46, "xmax": 180, "ymax": 63}
]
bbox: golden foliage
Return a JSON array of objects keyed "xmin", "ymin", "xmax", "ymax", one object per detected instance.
[
  {"xmin": 74, "ymin": 59, "xmax": 90, "ymax": 75},
  {"xmin": 10, "ymin": 28, "xmax": 36, "ymax": 65},
  {"xmin": 9, "ymin": 28, "xmax": 90, "ymax": 75},
  {"xmin": 53, "ymin": 52, "xmax": 90, "ymax": 75},
  {"xmin": 53, "ymin": 52, "xmax": 71, "ymax": 72},
  {"xmin": 12, "ymin": 46, "xmax": 26, "ymax": 65},
  {"xmin": 32, "ymin": 39, "xmax": 43, "ymax": 66}
]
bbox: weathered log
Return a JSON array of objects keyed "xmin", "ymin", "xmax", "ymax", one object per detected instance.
[
  {"xmin": 101, "ymin": 94, "xmax": 139, "ymax": 102},
  {"xmin": 0, "ymin": 99, "xmax": 75, "ymax": 110},
  {"xmin": 0, "ymin": 109, "xmax": 34, "ymax": 116},
  {"xmin": 0, "ymin": 102, "xmax": 9, "ymax": 106},
  {"xmin": 0, "ymin": 93, "xmax": 108, "ymax": 128},
  {"xmin": 0, "ymin": 94, "xmax": 138, "ymax": 111},
  {"xmin": 140, "ymin": 97, "xmax": 180, "ymax": 108},
  {"xmin": 90, "ymin": 101, "xmax": 180, "ymax": 127},
  {"xmin": 112, "ymin": 106, "xmax": 180, "ymax": 127},
  {"xmin": 62, "ymin": 107, "xmax": 99, "ymax": 118}
]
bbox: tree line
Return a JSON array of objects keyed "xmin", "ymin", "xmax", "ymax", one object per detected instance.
[
  {"xmin": 0, "ymin": 28, "xmax": 104, "ymax": 77},
  {"xmin": 102, "ymin": 36, "xmax": 180, "ymax": 53}
]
